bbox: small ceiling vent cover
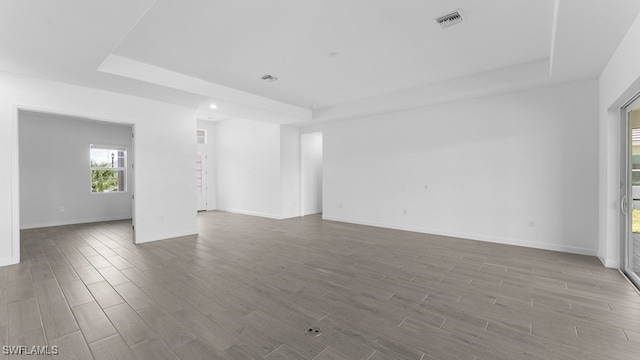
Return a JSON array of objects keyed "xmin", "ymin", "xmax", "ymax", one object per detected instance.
[
  {"xmin": 261, "ymin": 74, "xmax": 278, "ymax": 82},
  {"xmin": 435, "ymin": 9, "xmax": 464, "ymax": 29}
]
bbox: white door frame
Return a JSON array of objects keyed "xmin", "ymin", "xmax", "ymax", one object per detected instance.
[{"xmin": 621, "ymin": 94, "xmax": 640, "ymax": 289}]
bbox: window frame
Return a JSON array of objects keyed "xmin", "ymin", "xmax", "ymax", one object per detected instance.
[
  {"xmin": 197, "ymin": 128, "xmax": 207, "ymax": 145},
  {"xmin": 89, "ymin": 144, "xmax": 128, "ymax": 194}
]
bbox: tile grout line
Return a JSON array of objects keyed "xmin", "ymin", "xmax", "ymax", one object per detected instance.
[
  {"xmin": 365, "ymin": 350, "xmax": 377, "ymax": 360},
  {"xmin": 397, "ymin": 317, "xmax": 407, "ymax": 327},
  {"xmin": 622, "ymin": 329, "xmax": 630, "ymax": 341},
  {"xmin": 263, "ymin": 343, "xmax": 284, "ymax": 358},
  {"xmin": 310, "ymin": 346, "xmax": 329, "ymax": 360}
]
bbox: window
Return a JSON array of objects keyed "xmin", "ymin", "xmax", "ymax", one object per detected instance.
[
  {"xmin": 90, "ymin": 145, "xmax": 127, "ymax": 193},
  {"xmin": 197, "ymin": 129, "xmax": 207, "ymax": 145}
]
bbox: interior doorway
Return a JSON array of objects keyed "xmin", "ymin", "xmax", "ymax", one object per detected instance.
[
  {"xmin": 17, "ymin": 109, "xmax": 136, "ymax": 243},
  {"xmin": 622, "ymin": 95, "xmax": 640, "ymax": 289},
  {"xmin": 300, "ymin": 132, "xmax": 323, "ymax": 216}
]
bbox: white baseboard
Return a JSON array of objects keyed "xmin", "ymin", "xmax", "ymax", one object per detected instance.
[
  {"xmin": 598, "ymin": 254, "xmax": 620, "ymax": 268},
  {"xmin": 136, "ymin": 228, "xmax": 198, "ymax": 244},
  {"xmin": 0, "ymin": 257, "xmax": 18, "ymax": 267},
  {"xmin": 302, "ymin": 209, "xmax": 323, "ymax": 216},
  {"xmin": 322, "ymin": 215, "xmax": 598, "ymax": 257},
  {"xmin": 20, "ymin": 216, "xmax": 132, "ymax": 230},
  {"xmin": 218, "ymin": 208, "xmax": 284, "ymax": 220},
  {"xmin": 606, "ymin": 260, "xmax": 620, "ymax": 268}
]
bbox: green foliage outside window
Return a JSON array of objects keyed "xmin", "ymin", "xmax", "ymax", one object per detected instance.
[{"xmin": 91, "ymin": 161, "xmax": 119, "ymax": 193}]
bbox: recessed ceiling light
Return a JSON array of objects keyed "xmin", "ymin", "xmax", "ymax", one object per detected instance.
[
  {"xmin": 209, "ymin": 103, "xmax": 218, "ymax": 109},
  {"xmin": 328, "ymin": 52, "xmax": 339, "ymax": 58}
]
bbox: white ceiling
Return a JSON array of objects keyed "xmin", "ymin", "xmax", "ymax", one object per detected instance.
[{"xmin": 1, "ymin": 0, "xmax": 640, "ymax": 124}]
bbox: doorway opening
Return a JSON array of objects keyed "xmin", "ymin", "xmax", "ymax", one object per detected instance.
[
  {"xmin": 17, "ymin": 109, "xmax": 136, "ymax": 245},
  {"xmin": 300, "ymin": 132, "xmax": 323, "ymax": 216},
  {"xmin": 196, "ymin": 121, "xmax": 217, "ymax": 213}
]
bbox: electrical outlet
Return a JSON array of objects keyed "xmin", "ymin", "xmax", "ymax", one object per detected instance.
[
  {"xmin": 403, "ymin": 209, "xmax": 407, "ymax": 215},
  {"xmin": 60, "ymin": 206, "xmax": 65, "ymax": 212},
  {"xmin": 528, "ymin": 220, "xmax": 535, "ymax": 228},
  {"xmin": 338, "ymin": 203, "xmax": 343, "ymax": 209}
]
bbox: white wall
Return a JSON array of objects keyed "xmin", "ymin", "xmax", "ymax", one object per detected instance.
[
  {"xmin": 19, "ymin": 111, "xmax": 133, "ymax": 228},
  {"xmin": 301, "ymin": 132, "xmax": 323, "ymax": 215},
  {"xmin": 312, "ymin": 79, "xmax": 599, "ymax": 255},
  {"xmin": 598, "ymin": 11, "xmax": 640, "ymax": 268},
  {"xmin": 280, "ymin": 126, "xmax": 301, "ymax": 218},
  {"xmin": 216, "ymin": 118, "xmax": 283, "ymax": 218},
  {"xmin": 2, "ymin": 71, "xmax": 198, "ymax": 266},
  {"xmin": 216, "ymin": 118, "xmax": 301, "ymax": 219},
  {"xmin": 197, "ymin": 119, "xmax": 218, "ymax": 210}
]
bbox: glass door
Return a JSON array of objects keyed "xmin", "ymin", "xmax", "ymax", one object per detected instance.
[{"xmin": 623, "ymin": 96, "xmax": 640, "ymax": 289}]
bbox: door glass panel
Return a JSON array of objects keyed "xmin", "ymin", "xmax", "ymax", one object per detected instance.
[
  {"xmin": 625, "ymin": 99, "xmax": 640, "ymax": 288},
  {"xmin": 196, "ymin": 152, "xmax": 207, "ymax": 211},
  {"xmin": 196, "ymin": 154, "xmax": 203, "ymax": 195}
]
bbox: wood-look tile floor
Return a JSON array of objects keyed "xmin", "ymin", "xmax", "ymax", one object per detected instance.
[{"xmin": 2, "ymin": 211, "xmax": 640, "ymax": 360}]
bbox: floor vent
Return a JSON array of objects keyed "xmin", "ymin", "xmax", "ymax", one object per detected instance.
[
  {"xmin": 436, "ymin": 10, "xmax": 464, "ymax": 29},
  {"xmin": 304, "ymin": 326, "xmax": 322, "ymax": 336}
]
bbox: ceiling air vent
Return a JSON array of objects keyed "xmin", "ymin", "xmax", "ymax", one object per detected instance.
[
  {"xmin": 261, "ymin": 74, "xmax": 278, "ymax": 82},
  {"xmin": 435, "ymin": 9, "xmax": 464, "ymax": 29}
]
